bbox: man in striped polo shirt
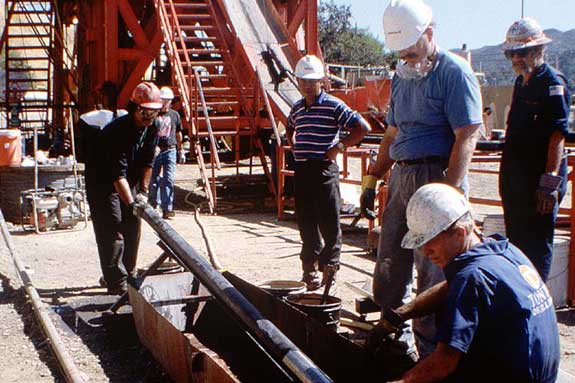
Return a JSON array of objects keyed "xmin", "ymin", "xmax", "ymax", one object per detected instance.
[{"xmin": 286, "ymin": 55, "xmax": 370, "ymax": 290}]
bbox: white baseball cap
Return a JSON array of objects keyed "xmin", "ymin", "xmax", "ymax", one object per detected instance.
[{"xmin": 294, "ymin": 55, "xmax": 325, "ymax": 80}]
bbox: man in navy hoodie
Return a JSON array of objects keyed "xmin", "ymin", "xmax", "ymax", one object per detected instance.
[{"xmin": 373, "ymin": 183, "xmax": 559, "ymax": 383}]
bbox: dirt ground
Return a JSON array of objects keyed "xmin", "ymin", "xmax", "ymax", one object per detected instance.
[{"xmin": 0, "ymin": 160, "xmax": 574, "ymax": 381}]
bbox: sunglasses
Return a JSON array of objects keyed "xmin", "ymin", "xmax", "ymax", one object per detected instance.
[
  {"xmin": 137, "ymin": 107, "xmax": 160, "ymax": 118},
  {"xmin": 504, "ymin": 48, "xmax": 531, "ymax": 60}
]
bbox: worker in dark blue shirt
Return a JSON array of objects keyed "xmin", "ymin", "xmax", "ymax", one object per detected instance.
[
  {"xmin": 85, "ymin": 82, "xmax": 160, "ymax": 294},
  {"xmin": 372, "ymin": 183, "xmax": 559, "ymax": 382},
  {"xmin": 499, "ymin": 18, "xmax": 571, "ymax": 282}
]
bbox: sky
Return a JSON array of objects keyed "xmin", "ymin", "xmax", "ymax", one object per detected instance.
[{"xmin": 333, "ymin": 0, "xmax": 574, "ymax": 50}]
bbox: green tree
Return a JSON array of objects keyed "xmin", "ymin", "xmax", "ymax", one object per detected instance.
[{"xmin": 318, "ymin": 0, "xmax": 392, "ymax": 67}]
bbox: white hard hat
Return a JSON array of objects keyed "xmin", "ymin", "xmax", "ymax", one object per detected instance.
[
  {"xmin": 295, "ymin": 55, "xmax": 325, "ymax": 80},
  {"xmin": 383, "ymin": 0, "xmax": 432, "ymax": 51},
  {"xmin": 402, "ymin": 183, "xmax": 470, "ymax": 249},
  {"xmin": 502, "ymin": 18, "xmax": 551, "ymax": 51},
  {"xmin": 160, "ymin": 86, "xmax": 175, "ymax": 100}
]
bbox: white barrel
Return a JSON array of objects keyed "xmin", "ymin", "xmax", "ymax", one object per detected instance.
[{"xmin": 548, "ymin": 236, "xmax": 570, "ymax": 308}]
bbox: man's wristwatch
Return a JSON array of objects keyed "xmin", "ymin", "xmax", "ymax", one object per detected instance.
[{"xmin": 336, "ymin": 142, "xmax": 346, "ymax": 152}]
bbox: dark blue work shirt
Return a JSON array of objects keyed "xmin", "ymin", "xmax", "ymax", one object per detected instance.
[
  {"xmin": 500, "ymin": 64, "xmax": 571, "ymax": 207},
  {"xmin": 438, "ymin": 236, "xmax": 559, "ymax": 383}
]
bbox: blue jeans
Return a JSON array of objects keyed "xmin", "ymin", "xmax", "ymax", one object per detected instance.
[{"xmin": 149, "ymin": 148, "xmax": 176, "ymax": 212}]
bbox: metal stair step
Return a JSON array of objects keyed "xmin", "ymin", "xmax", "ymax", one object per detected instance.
[
  {"xmin": 7, "ymin": 57, "xmax": 49, "ymax": 61},
  {"xmin": 205, "ymin": 101, "xmax": 239, "ymax": 106},
  {"xmin": 179, "ymin": 48, "xmax": 224, "ymax": 55},
  {"xmin": 7, "ymin": 33, "xmax": 50, "ymax": 38},
  {"xmin": 197, "ymin": 73, "xmax": 229, "ymax": 79},
  {"xmin": 178, "ymin": 25, "xmax": 215, "ymax": 31},
  {"xmin": 184, "ymin": 60, "xmax": 225, "ymax": 66},
  {"xmin": 172, "ymin": 3, "xmax": 208, "ymax": 8},
  {"xmin": 170, "ymin": 14, "xmax": 212, "ymax": 20},
  {"xmin": 8, "ymin": 67, "xmax": 49, "ymax": 72},
  {"xmin": 179, "ymin": 36, "xmax": 218, "ymax": 43},
  {"xmin": 8, "ymin": 46, "xmax": 48, "ymax": 50},
  {"xmin": 8, "ymin": 22, "xmax": 51, "ymax": 27}
]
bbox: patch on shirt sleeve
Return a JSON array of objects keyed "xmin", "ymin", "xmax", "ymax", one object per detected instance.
[{"xmin": 549, "ymin": 85, "xmax": 564, "ymax": 97}]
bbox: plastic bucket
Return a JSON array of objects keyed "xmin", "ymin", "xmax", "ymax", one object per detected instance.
[
  {"xmin": 285, "ymin": 293, "xmax": 342, "ymax": 330},
  {"xmin": 259, "ymin": 280, "xmax": 306, "ymax": 298},
  {"xmin": 0, "ymin": 129, "xmax": 22, "ymax": 166},
  {"xmin": 548, "ymin": 236, "xmax": 570, "ymax": 307}
]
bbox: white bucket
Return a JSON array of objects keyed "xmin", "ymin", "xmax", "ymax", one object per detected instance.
[
  {"xmin": 548, "ymin": 236, "xmax": 569, "ymax": 308},
  {"xmin": 483, "ymin": 214, "xmax": 506, "ymax": 237}
]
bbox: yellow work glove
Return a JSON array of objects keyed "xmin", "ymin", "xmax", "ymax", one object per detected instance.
[{"xmin": 360, "ymin": 175, "xmax": 378, "ymax": 220}]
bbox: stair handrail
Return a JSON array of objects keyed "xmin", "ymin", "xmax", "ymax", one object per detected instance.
[
  {"xmin": 154, "ymin": 0, "xmax": 195, "ymax": 136},
  {"xmin": 194, "ymin": 70, "xmax": 221, "ymax": 170},
  {"xmin": 255, "ymin": 68, "xmax": 281, "ymax": 147}
]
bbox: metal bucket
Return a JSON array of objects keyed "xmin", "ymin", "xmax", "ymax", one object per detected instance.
[
  {"xmin": 259, "ymin": 280, "xmax": 306, "ymax": 299},
  {"xmin": 285, "ymin": 293, "xmax": 342, "ymax": 329}
]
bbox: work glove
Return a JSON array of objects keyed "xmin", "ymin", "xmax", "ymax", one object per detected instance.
[
  {"xmin": 360, "ymin": 175, "xmax": 378, "ymax": 220},
  {"xmin": 178, "ymin": 149, "xmax": 186, "ymax": 164},
  {"xmin": 135, "ymin": 192, "xmax": 149, "ymax": 205},
  {"xmin": 536, "ymin": 173, "xmax": 562, "ymax": 215},
  {"xmin": 127, "ymin": 192, "xmax": 149, "ymax": 217}
]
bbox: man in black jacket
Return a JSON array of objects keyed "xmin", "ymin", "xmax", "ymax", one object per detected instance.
[{"xmin": 85, "ymin": 82, "xmax": 161, "ymax": 294}]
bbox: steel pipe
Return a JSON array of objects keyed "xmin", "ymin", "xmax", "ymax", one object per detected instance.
[
  {"xmin": 136, "ymin": 204, "xmax": 333, "ymax": 383},
  {"xmin": 0, "ymin": 210, "xmax": 87, "ymax": 383}
]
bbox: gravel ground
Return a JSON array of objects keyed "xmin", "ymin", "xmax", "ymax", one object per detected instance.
[{"xmin": 0, "ymin": 160, "xmax": 574, "ymax": 381}]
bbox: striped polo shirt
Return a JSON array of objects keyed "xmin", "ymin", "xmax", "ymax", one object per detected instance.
[{"xmin": 288, "ymin": 91, "xmax": 361, "ymax": 161}]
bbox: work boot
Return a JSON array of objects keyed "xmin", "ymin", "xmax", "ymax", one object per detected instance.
[
  {"xmin": 163, "ymin": 210, "xmax": 176, "ymax": 220},
  {"xmin": 99, "ymin": 276, "xmax": 127, "ymax": 295},
  {"xmin": 107, "ymin": 283, "xmax": 128, "ymax": 295},
  {"xmin": 301, "ymin": 270, "xmax": 321, "ymax": 291}
]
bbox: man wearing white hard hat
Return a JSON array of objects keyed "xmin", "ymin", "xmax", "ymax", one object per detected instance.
[
  {"xmin": 362, "ymin": 0, "xmax": 483, "ymax": 358},
  {"xmin": 148, "ymin": 86, "xmax": 184, "ymax": 219},
  {"xmin": 86, "ymin": 81, "xmax": 161, "ymax": 294},
  {"xmin": 373, "ymin": 183, "xmax": 560, "ymax": 382},
  {"xmin": 499, "ymin": 18, "xmax": 572, "ymax": 282},
  {"xmin": 287, "ymin": 54, "xmax": 370, "ymax": 290}
]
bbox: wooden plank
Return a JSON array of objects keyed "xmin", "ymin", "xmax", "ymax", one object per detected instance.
[{"xmin": 129, "ymin": 273, "xmax": 239, "ymax": 383}]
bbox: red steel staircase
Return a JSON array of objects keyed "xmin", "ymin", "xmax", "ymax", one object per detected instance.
[
  {"xmin": 154, "ymin": 0, "xmax": 281, "ymax": 213},
  {"xmin": 4, "ymin": 0, "xmax": 54, "ymax": 136}
]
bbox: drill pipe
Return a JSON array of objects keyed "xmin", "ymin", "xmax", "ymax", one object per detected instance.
[{"xmin": 136, "ymin": 204, "xmax": 333, "ymax": 383}]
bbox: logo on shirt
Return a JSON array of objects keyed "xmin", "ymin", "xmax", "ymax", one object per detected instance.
[
  {"xmin": 520, "ymin": 264, "xmax": 553, "ymax": 316},
  {"xmin": 549, "ymin": 85, "xmax": 564, "ymax": 97},
  {"xmin": 518, "ymin": 264, "xmax": 540, "ymax": 289},
  {"xmin": 156, "ymin": 115, "xmax": 172, "ymax": 138}
]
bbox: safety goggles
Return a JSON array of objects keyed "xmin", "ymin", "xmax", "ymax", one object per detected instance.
[
  {"xmin": 504, "ymin": 48, "xmax": 531, "ymax": 60},
  {"xmin": 137, "ymin": 107, "xmax": 160, "ymax": 118}
]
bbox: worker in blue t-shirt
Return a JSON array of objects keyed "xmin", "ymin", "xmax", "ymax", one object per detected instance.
[
  {"xmin": 363, "ymin": 0, "xmax": 483, "ymax": 359},
  {"xmin": 286, "ymin": 55, "xmax": 370, "ymax": 291},
  {"xmin": 499, "ymin": 18, "xmax": 572, "ymax": 282},
  {"xmin": 372, "ymin": 183, "xmax": 559, "ymax": 383}
]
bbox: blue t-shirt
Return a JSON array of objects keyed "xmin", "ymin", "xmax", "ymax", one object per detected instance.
[
  {"xmin": 438, "ymin": 236, "xmax": 559, "ymax": 383},
  {"xmin": 288, "ymin": 91, "xmax": 361, "ymax": 161},
  {"xmin": 386, "ymin": 50, "xmax": 483, "ymax": 161}
]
